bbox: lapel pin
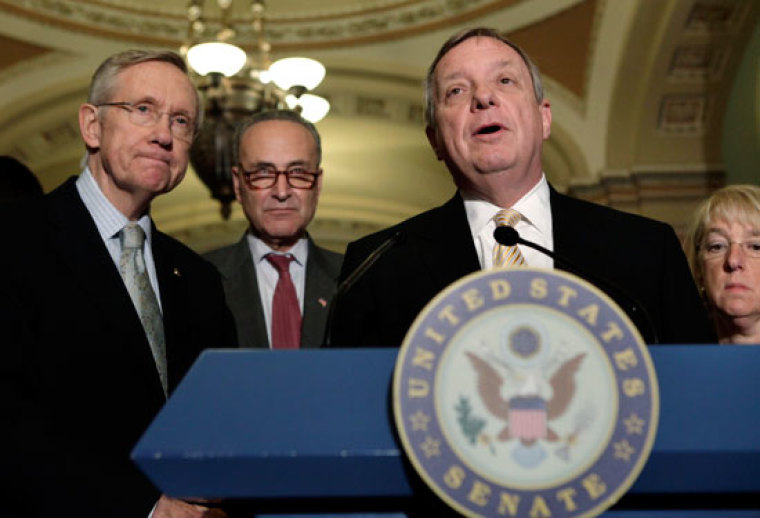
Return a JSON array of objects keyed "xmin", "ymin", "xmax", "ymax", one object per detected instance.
[
  {"xmin": 173, "ymin": 267, "xmax": 181, "ymax": 277},
  {"xmin": 318, "ymin": 297, "xmax": 327, "ymax": 307}
]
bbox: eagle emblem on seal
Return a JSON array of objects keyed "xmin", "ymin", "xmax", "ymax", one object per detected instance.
[{"xmin": 462, "ymin": 324, "xmax": 587, "ymax": 467}]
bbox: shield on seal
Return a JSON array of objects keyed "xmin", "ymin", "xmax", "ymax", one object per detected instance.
[{"xmin": 508, "ymin": 395, "xmax": 547, "ymax": 441}]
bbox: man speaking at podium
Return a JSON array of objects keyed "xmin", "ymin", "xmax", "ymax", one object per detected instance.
[{"xmin": 329, "ymin": 27, "xmax": 714, "ymax": 348}]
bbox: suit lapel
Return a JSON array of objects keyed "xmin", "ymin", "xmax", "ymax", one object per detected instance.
[
  {"xmin": 45, "ymin": 179, "xmax": 164, "ymax": 395},
  {"xmin": 220, "ymin": 237, "xmax": 269, "ymax": 348},
  {"xmin": 549, "ymin": 186, "xmax": 581, "ymax": 273},
  {"xmin": 407, "ymin": 193, "xmax": 481, "ymax": 289},
  {"xmin": 301, "ymin": 240, "xmax": 340, "ymax": 348},
  {"xmin": 152, "ymin": 231, "xmax": 192, "ymax": 391}
]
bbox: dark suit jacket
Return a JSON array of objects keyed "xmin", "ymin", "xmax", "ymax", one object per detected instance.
[
  {"xmin": 0, "ymin": 177, "xmax": 237, "ymax": 518},
  {"xmin": 204, "ymin": 234, "xmax": 342, "ymax": 348},
  {"xmin": 329, "ymin": 188, "xmax": 715, "ymax": 347}
]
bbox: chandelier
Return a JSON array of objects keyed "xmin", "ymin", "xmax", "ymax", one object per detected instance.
[{"xmin": 182, "ymin": 0, "xmax": 329, "ymax": 219}]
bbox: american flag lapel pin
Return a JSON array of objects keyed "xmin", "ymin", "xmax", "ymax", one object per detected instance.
[{"xmin": 318, "ymin": 297, "xmax": 327, "ymax": 308}]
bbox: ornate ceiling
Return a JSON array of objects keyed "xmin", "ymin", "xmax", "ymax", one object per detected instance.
[{"xmin": 0, "ymin": 0, "xmax": 757, "ymax": 251}]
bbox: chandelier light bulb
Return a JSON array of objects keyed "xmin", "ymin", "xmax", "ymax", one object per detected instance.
[
  {"xmin": 258, "ymin": 69, "xmax": 272, "ymax": 83},
  {"xmin": 284, "ymin": 94, "xmax": 298, "ymax": 109},
  {"xmin": 268, "ymin": 57, "xmax": 326, "ymax": 91},
  {"xmin": 296, "ymin": 94, "xmax": 330, "ymax": 123},
  {"xmin": 187, "ymin": 42, "xmax": 247, "ymax": 77}
]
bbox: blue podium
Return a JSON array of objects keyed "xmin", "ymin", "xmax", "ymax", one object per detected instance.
[{"xmin": 132, "ymin": 346, "xmax": 760, "ymax": 517}]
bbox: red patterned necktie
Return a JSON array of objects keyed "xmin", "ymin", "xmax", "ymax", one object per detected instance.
[{"xmin": 266, "ymin": 254, "xmax": 301, "ymax": 349}]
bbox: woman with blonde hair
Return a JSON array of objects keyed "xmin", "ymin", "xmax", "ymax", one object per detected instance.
[{"xmin": 684, "ymin": 185, "xmax": 760, "ymax": 344}]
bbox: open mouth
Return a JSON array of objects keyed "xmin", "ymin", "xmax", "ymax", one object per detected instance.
[{"xmin": 475, "ymin": 124, "xmax": 502, "ymax": 135}]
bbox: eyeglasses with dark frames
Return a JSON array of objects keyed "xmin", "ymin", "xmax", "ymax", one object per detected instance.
[
  {"xmin": 95, "ymin": 101, "xmax": 195, "ymax": 141},
  {"xmin": 237, "ymin": 165, "xmax": 321, "ymax": 190}
]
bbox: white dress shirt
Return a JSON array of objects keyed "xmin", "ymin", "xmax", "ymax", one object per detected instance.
[
  {"xmin": 464, "ymin": 174, "xmax": 554, "ymax": 270},
  {"xmin": 76, "ymin": 168, "xmax": 162, "ymax": 310},
  {"xmin": 247, "ymin": 233, "xmax": 309, "ymax": 348}
]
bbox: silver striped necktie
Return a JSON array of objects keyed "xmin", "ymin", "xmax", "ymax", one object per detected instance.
[{"xmin": 119, "ymin": 223, "xmax": 167, "ymax": 395}]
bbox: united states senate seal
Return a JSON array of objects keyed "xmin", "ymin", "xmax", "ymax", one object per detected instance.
[{"xmin": 393, "ymin": 268, "xmax": 659, "ymax": 518}]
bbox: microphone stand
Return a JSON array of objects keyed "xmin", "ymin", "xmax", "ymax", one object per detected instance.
[
  {"xmin": 322, "ymin": 231, "xmax": 403, "ymax": 347},
  {"xmin": 494, "ymin": 226, "xmax": 659, "ymax": 344}
]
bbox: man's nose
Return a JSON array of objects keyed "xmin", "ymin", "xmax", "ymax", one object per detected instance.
[
  {"xmin": 472, "ymin": 84, "xmax": 497, "ymax": 110},
  {"xmin": 150, "ymin": 113, "xmax": 174, "ymax": 146},
  {"xmin": 272, "ymin": 172, "xmax": 292, "ymax": 198}
]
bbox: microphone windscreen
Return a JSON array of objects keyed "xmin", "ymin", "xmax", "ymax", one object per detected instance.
[{"xmin": 494, "ymin": 225, "xmax": 519, "ymax": 246}]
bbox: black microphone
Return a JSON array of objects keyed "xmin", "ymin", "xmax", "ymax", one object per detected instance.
[
  {"xmin": 494, "ymin": 226, "xmax": 659, "ymax": 344},
  {"xmin": 322, "ymin": 231, "xmax": 403, "ymax": 347}
]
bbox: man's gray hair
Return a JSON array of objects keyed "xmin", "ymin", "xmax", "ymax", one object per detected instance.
[
  {"xmin": 424, "ymin": 27, "xmax": 544, "ymax": 129},
  {"xmin": 235, "ymin": 109, "xmax": 322, "ymax": 166},
  {"xmin": 88, "ymin": 49, "xmax": 202, "ymax": 132}
]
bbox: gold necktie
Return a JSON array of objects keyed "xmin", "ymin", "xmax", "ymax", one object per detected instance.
[{"xmin": 493, "ymin": 208, "xmax": 527, "ymax": 268}]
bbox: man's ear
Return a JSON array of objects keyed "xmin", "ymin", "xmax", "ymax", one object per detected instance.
[
  {"xmin": 540, "ymin": 99, "xmax": 552, "ymax": 140},
  {"xmin": 315, "ymin": 168, "xmax": 323, "ymax": 195},
  {"xmin": 425, "ymin": 125, "xmax": 444, "ymax": 161},
  {"xmin": 231, "ymin": 167, "xmax": 243, "ymax": 204},
  {"xmin": 79, "ymin": 104, "xmax": 101, "ymax": 150}
]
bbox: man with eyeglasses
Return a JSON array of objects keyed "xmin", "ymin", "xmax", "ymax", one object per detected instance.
[
  {"xmin": 205, "ymin": 110, "xmax": 342, "ymax": 349},
  {"xmin": 0, "ymin": 50, "xmax": 236, "ymax": 517},
  {"xmin": 328, "ymin": 28, "xmax": 715, "ymax": 349}
]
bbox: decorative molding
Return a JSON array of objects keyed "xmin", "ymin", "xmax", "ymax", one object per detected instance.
[
  {"xmin": 7, "ymin": 119, "xmax": 79, "ymax": 164},
  {"xmin": 0, "ymin": 0, "xmax": 526, "ymax": 49},
  {"xmin": 328, "ymin": 91, "xmax": 424, "ymax": 126},
  {"xmin": 258, "ymin": 0, "xmax": 502, "ymax": 45},
  {"xmin": 0, "ymin": 50, "xmax": 75, "ymax": 85},
  {"xmin": 668, "ymin": 44, "xmax": 727, "ymax": 82},
  {"xmin": 657, "ymin": 94, "xmax": 710, "ymax": 136},
  {"xmin": 685, "ymin": 0, "xmax": 749, "ymax": 35},
  {"xmin": 0, "ymin": 0, "xmax": 183, "ymax": 41},
  {"xmin": 567, "ymin": 168, "xmax": 724, "ymax": 215},
  {"xmin": 652, "ymin": 1, "xmax": 754, "ymax": 142},
  {"xmin": 0, "ymin": 85, "xmax": 85, "ymax": 167}
]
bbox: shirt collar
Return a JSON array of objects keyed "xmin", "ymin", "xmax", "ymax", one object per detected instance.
[
  {"xmin": 247, "ymin": 232, "xmax": 308, "ymax": 267},
  {"xmin": 76, "ymin": 167, "xmax": 153, "ymax": 244},
  {"xmin": 514, "ymin": 174, "xmax": 551, "ymax": 239},
  {"xmin": 463, "ymin": 173, "xmax": 551, "ymax": 239}
]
